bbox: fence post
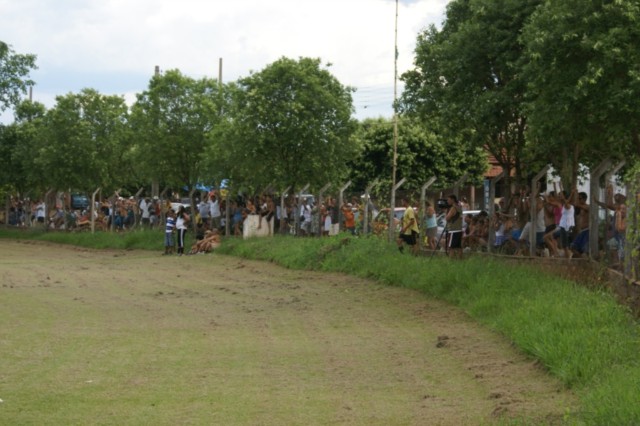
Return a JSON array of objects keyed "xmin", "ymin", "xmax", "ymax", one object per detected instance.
[
  {"xmin": 453, "ymin": 173, "xmax": 468, "ymax": 199},
  {"xmin": 44, "ymin": 188, "xmax": 55, "ymax": 230},
  {"xmin": 159, "ymin": 187, "xmax": 169, "ymax": 233},
  {"xmin": 487, "ymin": 172, "xmax": 504, "ymax": 252},
  {"xmin": 280, "ymin": 186, "xmax": 291, "ymax": 235},
  {"xmin": 420, "ymin": 176, "xmax": 437, "ymax": 230},
  {"xmin": 294, "ymin": 183, "xmax": 310, "ymax": 236},
  {"xmin": 225, "ymin": 186, "xmax": 232, "ymax": 237},
  {"xmin": 604, "ymin": 161, "xmax": 626, "ymax": 262},
  {"xmin": 529, "ymin": 165, "xmax": 550, "ymax": 257},
  {"xmin": 388, "ymin": 177, "xmax": 407, "ymax": 242},
  {"xmin": 317, "ymin": 183, "xmax": 331, "ymax": 237},
  {"xmin": 362, "ymin": 180, "xmax": 378, "ymax": 235},
  {"xmin": 589, "ymin": 159, "xmax": 613, "ymax": 260},
  {"xmin": 90, "ymin": 187, "xmax": 101, "ymax": 234},
  {"xmin": 338, "ymin": 181, "xmax": 352, "ymax": 233},
  {"xmin": 188, "ymin": 187, "xmax": 198, "ymax": 234}
]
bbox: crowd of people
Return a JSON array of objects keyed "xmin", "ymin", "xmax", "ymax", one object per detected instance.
[{"xmin": 1, "ymin": 183, "xmax": 631, "ymax": 268}]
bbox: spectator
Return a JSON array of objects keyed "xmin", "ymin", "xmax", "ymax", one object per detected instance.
[
  {"xmin": 423, "ymin": 201, "xmax": 438, "ymax": 250},
  {"xmin": 140, "ymin": 198, "xmax": 151, "ymax": 228},
  {"xmin": 232, "ymin": 201, "xmax": 243, "ymax": 236},
  {"xmin": 34, "ymin": 199, "xmax": 46, "ymax": 224},
  {"xmin": 209, "ymin": 193, "xmax": 222, "ymax": 232},
  {"xmin": 445, "ymin": 194, "xmax": 463, "ymax": 258},
  {"xmin": 341, "ymin": 202, "xmax": 355, "ymax": 235},
  {"xmin": 189, "ymin": 229, "xmax": 221, "ymax": 254},
  {"xmin": 546, "ymin": 189, "xmax": 576, "ymax": 258},
  {"xmin": 258, "ymin": 195, "xmax": 275, "ymax": 233},
  {"xmin": 300, "ymin": 198, "xmax": 312, "ymax": 236},
  {"xmin": 596, "ymin": 188, "xmax": 627, "ymax": 267},
  {"xmin": 198, "ymin": 197, "xmax": 210, "ymax": 227},
  {"xmin": 515, "ymin": 195, "xmax": 545, "ymax": 256},
  {"xmin": 397, "ymin": 198, "xmax": 419, "ymax": 254},
  {"xmin": 175, "ymin": 205, "xmax": 190, "ymax": 256},
  {"xmin": 570, "ymin": 192, "xmax": 590, "ymax": 258},
  {"xmin": 163, "ymin": 209, "xmax": 176, "ymax": 255},
  {"xmin": 149, "ymin": 197, "xmax": 160, "ymax": 229}
]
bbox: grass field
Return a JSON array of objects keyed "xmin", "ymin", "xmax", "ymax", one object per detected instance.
[{"xmin": 0, "ymin": 237, "xmax": 576, "ymax": 425}]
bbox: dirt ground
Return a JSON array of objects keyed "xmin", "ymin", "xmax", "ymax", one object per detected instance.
[{"xmin": 0, "ymin": 240, "xmax": 577, "ymax": 425}]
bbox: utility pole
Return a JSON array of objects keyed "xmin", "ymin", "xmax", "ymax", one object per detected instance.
[
  {"xmin": 151, "ymin": 65, "xmax": 161, "ymax": 199},
  {"xmin": 388, "ymin": 0, "xmax": 400, "ymax": 243}
]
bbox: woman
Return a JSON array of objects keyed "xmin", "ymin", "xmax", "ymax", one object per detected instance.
[
  {"xmin": 424, "ymin": 201, "xmax": 438, "ymax": 250},
  {"xmin": 175, "ymin": 205, "xmax": 190, "ymax": 255}
]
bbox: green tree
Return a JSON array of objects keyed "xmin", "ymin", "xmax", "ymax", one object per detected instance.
[
  {"xmin": 401, "ymin": 0, "xmax": 541, "ymax": 191},
  {"xmin": 214, "ymin": 57, "xmax": 358, "ymax": 193},
  {"xmin": 130, "ymin": 70, "xmax": 224, "ymax": 192},
  {"xmin": 34, "ymin": 89, "xmax": 129, "ymax": 193},
  {"xmin": 0, "ymin": 41, "xmax": 37, "ymax": 112},
  {"xmin": 0, "ymin": 100, "xmax": 47, "ymax": 195},
  {"xmin": 348, "ymin": 117, "xmax": 487, "ymax": 195},
  {"xmin": 521, "ymin": 0, "xmax": 640, "ymax": 184}
]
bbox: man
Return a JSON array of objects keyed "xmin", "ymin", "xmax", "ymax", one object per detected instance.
[
  {"xmin": 570, "ymin": 191, "xmax": 590, "ymax": 258},
  {"xmin": 341, "ymin": 202, "xmax": 355, "ymax": 235},
  {"xmin": 209, "ymin": 193, "xmax": 222, "ymax": 231},
  {"xmin": 445, "ymin": 194, "xmax": 463, "ymax": 258},
  {"xmin": 300, "ymin": 198, "xmax": 313, "ymax": 236},
  {"xmin": 397, "ymin": 198, "xmax": 419, "ymax": 255},
  {"xmin": 198, "ymin": 197, "xmax": 210, "ymax": 228}
]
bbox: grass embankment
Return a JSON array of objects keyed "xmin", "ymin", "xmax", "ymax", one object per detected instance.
[
  {"xmin": 2, "ymin": 228, "xmax": 639, "ymax": 424},
  {"xmin": 215, "ymin": 235, "xmax": 640, "ymax": 426},
  {"xmin": 0, "ymin": 227, "xmax": 162, "ymax": 250}
]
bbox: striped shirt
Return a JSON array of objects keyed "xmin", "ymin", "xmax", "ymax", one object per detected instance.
[{"xmin": 165, "ymin": 216, "xmax": 176, "ymax": 233}]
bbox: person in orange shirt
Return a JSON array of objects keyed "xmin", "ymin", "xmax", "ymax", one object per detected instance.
[{"xmin": 342, "ymin": 203, "xmax": 356, "ymax": 235}]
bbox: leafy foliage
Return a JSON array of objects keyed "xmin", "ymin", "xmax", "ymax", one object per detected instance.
[
  {"xmin": 212, "ymin": 57, "xmax": 358, "ymax": 192},
  {"xmin": 401, "ymin": 0, "xmax": 540, "ymax": 187},
  {"xmin": 130, "ymin": 70, "xmax": 225, "ymax": 191},
  {"xmin": 0, "ymin": 41, "xmax": 37, "ymax": 112},
  {"xmin": 348, "ymin": 117, "xmax": 487, "ymax": 194},
  {"xmin": 521, "ymin": 0, "xmax": 640, "ymax": 182},
  {"xmin": 34, "ymin": 89, "xmax": 129, "ymax": 192}
]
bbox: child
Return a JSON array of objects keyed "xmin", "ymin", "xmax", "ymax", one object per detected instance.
[{"xmin": 164, "ymin": 209, "xmax": 176, "ymax": 255}]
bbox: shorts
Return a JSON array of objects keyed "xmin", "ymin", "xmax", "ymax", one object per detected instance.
[
  {"xmin": 553, "ymin": 227, "xmax": 570, "ymax": 248},
  {"xmin": 400, "ymin": 230, "xmax": 418, "ymax": 246},
  {"xmin": 571, "ymin": 229, "xmax": 589, "ymax": 254},
  {"xmin": 426, "ymin": 226, "xmax": 437, "ymax": 241},
  {"xmin": 448, "ymin": 230, "xmax": 462, "ymax": 249}
]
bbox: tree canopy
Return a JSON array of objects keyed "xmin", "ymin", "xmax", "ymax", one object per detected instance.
[
  {"xmin": 521, "ymin": 0, "xmax": 640, "ymax": 182},
  {"xmin": 401, "ymin": 0, "xmax": 640, "ymax": 189},
  {"xmin": 212, "ymin": 57, "xmax": 359, "ymax": 192},
  {"xmin": 130, "ymin": 69, "xmax": 225, "ymax": 192},
  {"xmin": 34, "ymin": 89, "xmax": 129, "ymax": 193},
  {"xmin": 348, "ymin": 117, "xmax": 487, "ymax": 195},
  {"xmin": 401, "ymin": 0, "xmax": 541, "ymax": 188},
  {"xmin": 0, "ymin": 41, "xmax": 37, "ymax": 113}
]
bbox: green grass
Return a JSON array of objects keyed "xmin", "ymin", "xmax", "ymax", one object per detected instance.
[
  {"xmin": 216, "ymin": 235, "xmax": 640, "ymax": 426},
  {"xmin": 0, "ymin": 227, "xmax": 167, "ymax": 250}
]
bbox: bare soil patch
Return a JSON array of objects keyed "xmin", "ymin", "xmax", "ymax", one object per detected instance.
[{"xmin": 0, "ymin": 241, "xmax": 576, "ymax": 425}]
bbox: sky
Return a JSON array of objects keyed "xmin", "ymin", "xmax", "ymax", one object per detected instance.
[{"xmin": 0, "ymin": 0, "xmax": 449, "ymax": 124}]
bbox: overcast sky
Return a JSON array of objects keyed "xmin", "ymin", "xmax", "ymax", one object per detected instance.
[{"xmin": 1, "ymin": 0, "xmax": 449, "ymax": 123}]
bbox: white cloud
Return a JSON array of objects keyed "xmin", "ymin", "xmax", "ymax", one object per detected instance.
[{"xmin": 1, "ymin": 0, "xmax": 448, "ymax": 122}]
